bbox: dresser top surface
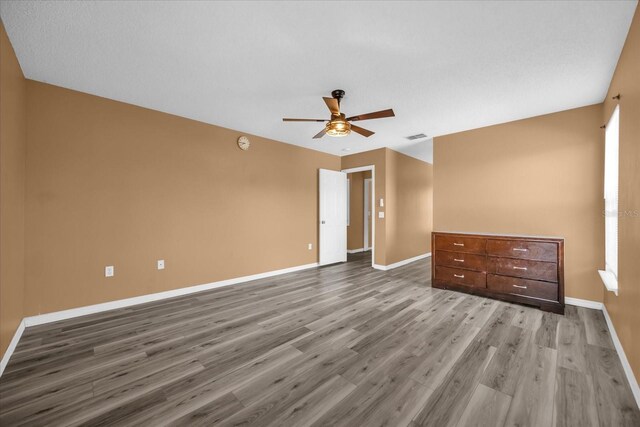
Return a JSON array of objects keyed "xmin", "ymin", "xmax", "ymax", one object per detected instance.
[{"xmin": 433, "ymin": 231, "xmax": 564, "ymax": 241}]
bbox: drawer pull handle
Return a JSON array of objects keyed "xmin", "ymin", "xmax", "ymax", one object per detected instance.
[
  {"xmin": 453, "ymin": 243, "xmax": 464, "ymax": 246},
  {"xmin": 454, "ymin": 259, "xmax": 465, "ymax": 262},
  {"xmin": 513, "ymin": 285, "xmax": 527, "ymax": 289},
  {"xmin": 513, "ymin": 248, "xmax": 528, "ymax": 252},
  {"xmin": 513, "ymin": 266, "xmax": 528, "ymax": 270},
  {"xmin": 454, "ymin": 274, "xmax": 465, "ymax": 278}
]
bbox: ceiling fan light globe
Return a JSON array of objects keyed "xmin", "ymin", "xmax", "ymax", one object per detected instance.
[{"xmin": 325, "ymin": 118, "xmax": 351, "ymax": 137}]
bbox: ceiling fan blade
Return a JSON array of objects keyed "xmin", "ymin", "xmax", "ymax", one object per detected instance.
[
  {"xmin": 283, "ymin": 118, "xmax": 327, "ymax": 122},
  {"xmin": 350, "ymin": 124, "xmax": 375, "ymax": 138},
  {"xmin": 313, "ymin": 128, "xmax": 327, "ymax": 139},
  {"xmin": 323, "ymin": 97, "xmax": 340, "ymax": 115},
  {"xmin": 347, "ymin": 109, "xmax": 395, "ymax": 122}
]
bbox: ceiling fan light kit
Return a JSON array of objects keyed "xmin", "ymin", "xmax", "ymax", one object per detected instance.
[
  {"xmin": 283, "ymin": 89, "xmax": 395, "ymax": 139},
  {"xmin": 325, "ymin": 114, "xmax": 351, "ymax": 137}
]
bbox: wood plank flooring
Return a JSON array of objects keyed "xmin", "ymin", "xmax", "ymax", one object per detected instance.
[{"xmin": 1, "ymin": 252, "xmax": 638, "ymax": 426}]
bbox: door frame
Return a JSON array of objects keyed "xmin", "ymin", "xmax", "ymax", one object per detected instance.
[
  {"xmin": 342, "ymin": 165, "xmax": 375, "ymax": 268},
  {"xmin": 364, "ymin": 178, "xmax": 372, "ymax": 250}
]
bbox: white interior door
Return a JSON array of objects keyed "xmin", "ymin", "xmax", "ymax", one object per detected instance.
[
  {"xmin": 319, "ymin": 169, "xmax": 347, "ymax": 266},
  {"xmin": 364, "ymin": 178, "xmax": 371, "ymax": 250}
]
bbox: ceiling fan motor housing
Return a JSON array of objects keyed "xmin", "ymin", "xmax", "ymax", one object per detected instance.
[{"xmin": 331, "ymin": 89, "xmax": 346, "ymax": 103}]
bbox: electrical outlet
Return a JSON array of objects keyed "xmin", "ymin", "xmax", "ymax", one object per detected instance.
[
  {"xmin": 308, "ymin": 243, "xmax": 313, "ymax": 250},
  {"xmin": 378, "ymin": 211, "xmax": 385, "ymax": 218},
  {"xmin": 105, "ymin": 265, "xmax": 114, "ymax": 277},
  {"xmin": 157, "ymin": 259, "xmax": 165, "ymax": 270}
]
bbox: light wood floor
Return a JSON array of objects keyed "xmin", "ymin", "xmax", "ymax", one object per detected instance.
[{"xmin": 1, "ymin": 252, "xmax": 638, "ymax": 426}]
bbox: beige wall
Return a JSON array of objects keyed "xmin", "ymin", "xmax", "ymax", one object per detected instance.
[
  {"xmin": 385, "ymin": 149, "xmax": 433, "ymax": 264},
  {"xmin": 602, "ymin": 6, "xmax": 640, "ymax": 382},
  {"xmin": 5, "ymin": 65, "xmax": 433, "ymax": 337},
  {"xmin": 24, "ymin": 81, "xmax": 340, "ymax": 316},
  {"xmin": 0, "ymin": 21, "xmax": 27, "ymax": 358},
  {"xmin": 434, "ymin": 104, "xmax": 604, "ymax": 302},
  {"xmin": 347, "ymin": 172, "xmax": 364, "ymax": 250},
  {"xmin": 347, "ymin": 171, "xmax": 371, "ymax": 251}
]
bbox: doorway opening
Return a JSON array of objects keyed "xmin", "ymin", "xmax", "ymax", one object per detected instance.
[{"xmin": 343, "ymin": 165, "xmax": 375, "ymax": 268}]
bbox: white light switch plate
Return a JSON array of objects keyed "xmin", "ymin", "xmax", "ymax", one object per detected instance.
[
  {"xmin": 378, "ymin": 212, "xmax": 385, "ymax": 218},
  {"xmin": 308, "ymin": 243, "xmax": 313, "ymax": 250},
  {"xmin": 157, "ymin": 260, "xmax": 165, "ymax": 270},
  {"xmin": 105, "ymin": 266, "xmax": 114, "ymax": 277}
]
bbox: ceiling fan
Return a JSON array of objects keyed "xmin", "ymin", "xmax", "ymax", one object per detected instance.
[{"xmin": 283, "ymin": 90, "xmax": 395, "ymax": 139}]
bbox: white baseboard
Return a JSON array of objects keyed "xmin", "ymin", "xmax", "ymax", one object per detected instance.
[
  {"xmin": 602, "ymin": 304, "xmax": 640, "ymax": 409},
  {"xmin": 22, "ymin": 262, "xmax": 318, "ymax": 328},
  {"xmin": 565, "ymin": 296, "xmax": 639, "ymax": 409},
  {"xmin": 0, "ymin": 319, "xmax": 25, "ymax": 377},
  {"xmin": 373, "ymin": 252, "xmax": 431, "ymax": 271},
  {"xmin": 347, "ymin": 248, "xmax": 365, "ymax": 254},
  {"xmin": 564, "ymin": 297, "xmax": 603, "ymax": 310}
]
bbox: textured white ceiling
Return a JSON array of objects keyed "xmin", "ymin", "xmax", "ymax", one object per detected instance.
[{"xmin": 1, "ymin": 1, "xmax": 636, "ymax": 163}]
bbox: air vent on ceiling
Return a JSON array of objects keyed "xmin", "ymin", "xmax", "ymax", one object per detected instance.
[{"xmin": 405, "ymin": 133, "xmax": 428, "ymax": 140}]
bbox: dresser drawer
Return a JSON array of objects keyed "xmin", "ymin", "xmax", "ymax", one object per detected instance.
[
  {"xmin": 487, "ymin": 257, "xmax": 557, "ymax": 283},
  {"xmin": 487, "ymin": 274, "xmax": 558, "ymax": 302},
  {"xmin": 486, "ymin": 239, "xmax": 557, "ymax": 262},
  {"xmin": 435, "ymin": 266, "xmax": 486, "ymax": 288},
  {"xmin": 434, "ymin": 235, "xmax": 486, "ymax": 255},
  {"xmin": 435, "ymin": 251, "xmax": 486, "ymax": 271}
]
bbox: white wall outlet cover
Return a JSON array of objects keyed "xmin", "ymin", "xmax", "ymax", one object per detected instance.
[
  {"xmin": 157, "ymin": 260, "xmax": 165, "ymax": 270},
  {"xmin": 308, "ymin": 243, "xmax": 313, "ymax": 250},
  {"xmin": 379, "ymin": 198, "xmax": 384, "ymax": 207},
  {"xmin": 105, "ymin": 266, "xmax": 114, "ymax": 277},
  {"xmin": 378, "ymin": 212, "xmax": 385, "ymax": 218}
]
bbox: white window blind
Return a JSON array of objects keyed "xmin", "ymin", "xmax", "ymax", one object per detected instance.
[{"xmin": 604, "ymin": 105, "xmax": 619, "ymax": 284}]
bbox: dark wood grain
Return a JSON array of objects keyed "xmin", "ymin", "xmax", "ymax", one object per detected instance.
[
  {"xmin": 487, "ymin": 274, "xmax": 559, "ymax": 302},
  {"xmin": 433, "ymin": 232, "xmax": 564, "ymax": 313},
  {"xmin": 486, "ymin": 239, "xmax": 558, "ymax": 262},
  {"xmin": 434, "ymin": 250, "xmax": 487, "ymax": 271},
  {"xmin": 434, "ymin": 234, "xmax": 487, "ymax": 254},
  {"xmin": 435, "ymin": 265, "xmax": 486, "ymax": 288},
  {"xmin": 487, "ymin": 256, "xmax": 558, "ymax": 282}
]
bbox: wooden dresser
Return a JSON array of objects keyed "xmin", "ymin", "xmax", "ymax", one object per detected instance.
[{"xmin": 432, "ymin": 232, "xmax": 564, "ymax": 314}]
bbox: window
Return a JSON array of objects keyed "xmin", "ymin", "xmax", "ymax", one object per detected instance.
[{"xmin": 599, "ymin": 105, "xmax": 619, "ymax": 295}]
